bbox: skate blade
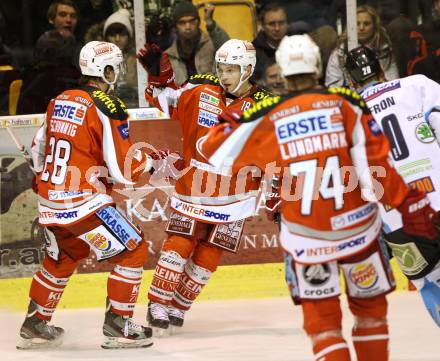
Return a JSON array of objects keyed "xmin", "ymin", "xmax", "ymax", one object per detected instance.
[
  {"xmin": 17, "ymin": 335, "xmax": 63, "ymax": 350},
  {"xmin": 101, "ymin": 336, "xmax": 153, "ymax": 349}
]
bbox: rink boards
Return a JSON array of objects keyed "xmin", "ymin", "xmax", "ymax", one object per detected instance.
[{"xmin": 0, "ymin": 109, "xmax": 411, "ymax": 309}]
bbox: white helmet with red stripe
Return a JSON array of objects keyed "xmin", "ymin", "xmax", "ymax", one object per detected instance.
[
  {"xmin": 79, "ymin": 41, "xmax": 125, "ymax": 85},
  {"xmin": 276, "ymin": 35, "xmax": 322, "ymax": 78},
  {"xmin": 215, "ymin": 39, "xmax": 256, "ymax": 93}
]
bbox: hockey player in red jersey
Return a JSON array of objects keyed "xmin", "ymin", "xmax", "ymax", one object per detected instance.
[
  {"xmin": 137, "ymin": 39, "xmax": 271, "ymax": 331},
  {"xmin": 17, "ymin": 41, "xmax": 160, "ymax": 350},
  {"xmin": 200, "ymin": 35, "xmax": 438, "ymax": 361}
]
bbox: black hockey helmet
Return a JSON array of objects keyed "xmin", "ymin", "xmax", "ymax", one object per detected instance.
[{"xmin": 345, "ymin": 45, "xmax": 381, "ymax": 84}]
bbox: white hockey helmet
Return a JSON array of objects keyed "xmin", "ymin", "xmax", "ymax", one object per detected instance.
[
  {"xmin": 215, "ymin": 39, "xmax": 256, "ymax": 93},
  {"xmin": 275, "ymin": 35, "xmax": 322, "ymax": 78},
  {"xmin": 79, "ymin": 41, "xmax": 125, "ymax": 85}
]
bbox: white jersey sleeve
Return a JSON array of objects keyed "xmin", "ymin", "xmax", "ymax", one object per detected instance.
[{"xmin": 360, "ymin": 75, "xmax": 440, "ymax": 233}]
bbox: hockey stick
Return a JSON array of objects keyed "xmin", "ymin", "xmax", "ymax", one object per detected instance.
[{"xmin": 6, "ymin": 125, "xmax": 35, "ymax": 174}]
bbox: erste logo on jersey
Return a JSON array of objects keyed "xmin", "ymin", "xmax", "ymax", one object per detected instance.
[
  {"xmin": 275, "ymin": 107, "xmax": 344, "ymax": 144},
  {"xmin": 197, "ymin": 109, "xmax": 218, "ymax": 128},
  {"xmin": 52, "ymin": 100, "xmax": 87, "ymax": 125}
]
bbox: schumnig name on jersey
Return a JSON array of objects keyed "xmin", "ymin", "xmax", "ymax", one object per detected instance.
[{"xmin": 50, "ymin": 119, "xmax": 77, "ymax": 137}]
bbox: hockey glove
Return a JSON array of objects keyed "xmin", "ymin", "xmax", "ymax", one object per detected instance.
[
  {"xmin": 397, "ymin": 188, "xmax": 438, "ymax": 240},
  {"xmin": 147, "ymin": 149, "xmax": 185, "ymax": 179},
  {"xmin": 265, "ymin": 177, "xmax": 281, "ymax": 223},
  {"xmin": 137, "ymin": 43, "xmax": 175, "ymax": 87}
]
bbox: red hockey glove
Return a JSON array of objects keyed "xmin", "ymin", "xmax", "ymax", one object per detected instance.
[
  {"xmin": 265, "ymin": 177, "xmax": 281, "ymax": 223},
  {"xmin": 397, "ymin": 188, "xmax": 438, "ymax": 240},
  {"xmin": 137, "ymin": 43, "xmax": 175, "ymax": 87},
  {"xmin": 147, "ymin": 149, "xmax": 185, "ymax": 179}
]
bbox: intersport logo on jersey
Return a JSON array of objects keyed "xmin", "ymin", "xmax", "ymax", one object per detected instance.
[
  {"xmin": 294, "ymin": 236, "xmax": 366, "ymax": 258},
  {"xmin": 173, "ymin": 201, "xmax": 231, "ymax": 221}
]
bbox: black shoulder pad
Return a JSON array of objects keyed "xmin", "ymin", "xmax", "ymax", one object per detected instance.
[
  {"xmin": 89, "ymin": 90, "xmax": 128, "ymax": 120},
  {"xmin": 251, "ymin": 87, "xmax": 272, "ymax": 101},
  {"xmin": 327, "ymin": 87, "xmax": 369, "ymax": 112},
  {"xmin": 240, "ymin": 95, "xmax": 282, "ymax": 123},
  {"xmin": 187, "ymin": 73, "xmax": 220, "ymax": 86}
]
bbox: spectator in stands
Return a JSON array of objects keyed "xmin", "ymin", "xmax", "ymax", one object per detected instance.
[
  {"xmin": 43, "ymin": 0, "xmax": 78, "ymax": 39},
  {"xmin": 16, "ymin": 0, "xmax": 82, "ymax": 114},
  {"xmin": 84, "ymin": 21, "xmax": 105, "ymax": 43},
  {"xmin": 35, "ymin": 0, "xmax": 82, "ymax": 68},
  {"xmin": 165, "ymin": 2, "xmax": 229, "ymax": 85},
  {"xmin": 144, "ymin": 0, "xmax": 181, "ymax": 50},
  {"xmin": 17, "ymin": 30, "xmax": 81, "ymax": 114},
  {"xmin": 405, "ymin": 0, "xmax": 440, "ymax": 83},
  {"xmin": 76, "ymin": 0, "xmax": 114, "ymax": 43},
  {"xmin": 103, "ymin": 8, "xmax": 137, "ymax": 106},
  {"xmin": 252, "ymin": 3, "xmax": 288, "ymax": 82},
  {"xmin": 261, "ymin": 60, "xmax": 287, "ymax": 95},
  {"xmin": 325, "ymin": 4, "xmax": 398, "ymax": 87}
]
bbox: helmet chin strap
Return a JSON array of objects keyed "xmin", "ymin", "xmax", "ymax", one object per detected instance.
[
  {"xmin": 101, "ymin": 65, "xmax": 120, "ymax": 93},
  {"xmin": 229, "ymin": 65, "xmax": 252, "ymax": 95}
]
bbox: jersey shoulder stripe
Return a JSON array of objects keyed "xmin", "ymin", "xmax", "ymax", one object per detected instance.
[
  {"xmin": 328, "ymin": 86, "xmax": 369, "ymax": 113},
  {"xmin": 240, "ymin": 95, "xmax": 282, "ymax": 123},
  {"xmin": 187, "ymin": 73, "xmax": 220, "ymax": 86},
  {"xmin": 88, "ymin": 89, "xmax": 128, "ymax": 120}
]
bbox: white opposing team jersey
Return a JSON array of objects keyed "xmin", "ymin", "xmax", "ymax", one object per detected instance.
[{"xmin": 360, "ymin": 74, "xmax": 440, "ymax": 232}]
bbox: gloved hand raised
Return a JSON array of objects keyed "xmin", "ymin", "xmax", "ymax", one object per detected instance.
[{"xmin": 137, "ymin": 43, "xmax": 175, "ymax": 87}]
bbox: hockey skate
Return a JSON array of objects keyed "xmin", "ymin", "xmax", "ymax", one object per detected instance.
[
  {"xmin": 168, "ymin": 305, "xmax": 185, "ymax": 327},
  {"xmin": 147, "ymin": 302, "xmax": 170, "ymax": 337},
  {"xmin": 102, "ymin": 309, "xmax": 153, "ymax": 349},
  {"xmin": 17, "ymin": 301, "xmax": 64, "ymax": 350}
]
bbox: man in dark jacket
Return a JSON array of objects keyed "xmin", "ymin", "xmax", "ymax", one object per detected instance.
[{"xmin": 252, "ymin": 3, "xmax": 287, "ymax": 82}]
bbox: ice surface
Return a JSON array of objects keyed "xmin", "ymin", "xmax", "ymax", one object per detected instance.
[{"xmin": 1, "ymin": 293, "xmax": 437, "ymax": 361}]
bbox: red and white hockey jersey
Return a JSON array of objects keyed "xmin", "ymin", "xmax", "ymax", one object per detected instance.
[
  {"xmin": 201, "ymin": 88, "xmax": 410, "ymax": 263},
  {"xmin": 32, "ymin": 86, "xmax": 149, "ymax": 226},
  {"xmin": 147, "ymin": 73, "xmax": 270, "ymax": 224}
]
